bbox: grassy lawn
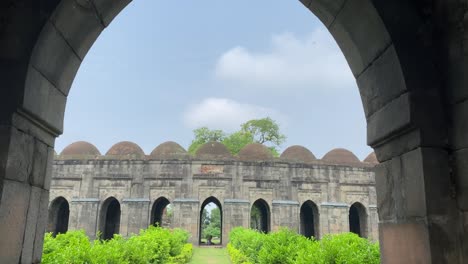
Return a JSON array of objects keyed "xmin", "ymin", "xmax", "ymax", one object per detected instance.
[{"xmin": 189, "ymin": 247, "xmax": 231, "ymax": 264}]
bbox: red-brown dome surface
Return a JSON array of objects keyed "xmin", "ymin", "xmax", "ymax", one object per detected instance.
[
  {"xmin": 150, "ymin": 141, "xmax": 189, "ymax": 160},
  {"xmin": 363, "ymin": 152, "xmax": 378, "ymax": 164},
  {"xmin": 280, "ymin": 145, "xmax": 316, "ymax": 163},
  {"xmin": 322, "ymin": 148, "xmax": 360, "ymax": 164},
  {"xmin": 60, "ymin": 141, "xmax": 101, "ymax": 158},
  {"xmin": 238, "ymin": 143, "xmax": 273, "ymax": 161},
  {"xmin": 195, "ymin": 142, "xmax": 233, "ymax": 160},
  {"xmin": 105, "ymin": 141, "xmax": 145, "ymax": 159}
]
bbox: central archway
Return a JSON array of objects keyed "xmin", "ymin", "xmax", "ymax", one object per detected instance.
[
  {"xmin": 47, "ymin": 197, "xmax": 70, "ymax": 236},
  {"xmin": 250, "ymin": 199, "xmax": 270, "ymax": 233},
  {"xmin": 99, "ymin": 197, "xmax": 121, "ymax": 240},
  {"xmin": 349, "ymin": 202, "xmax": 368, "ymax": 238},
  {"xmin": 300, "ymin": 200, "xmax": 319, "ymax": 239},
  {"xmin": 151, "ymin": 197, "xmax": 172, "ymax": 227},
  {"xmin": 199, "ymin": 197, "xmax": 223, "ymax": 246}
]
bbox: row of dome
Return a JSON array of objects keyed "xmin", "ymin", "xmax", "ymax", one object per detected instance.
[{"xmin": 57, "ymin": 141, "xmax": 378, "ymax": 165}]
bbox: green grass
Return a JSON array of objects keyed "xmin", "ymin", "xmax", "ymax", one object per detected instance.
[{"xmin": 189, "ymin": 247, "xmax": 231, "ymax": 264}]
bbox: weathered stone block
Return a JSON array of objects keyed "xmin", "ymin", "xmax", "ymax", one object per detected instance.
[
  {"xmin": 92, "ymin": 0, "xmax": 132, "ymax": 27},
  {"xmin": 329, "ymin": 0, "xmax": 391, "ymax": 76},
  {"xmin": 5, "ymin": 127, "xmax": 34, "ymax": 183},
  {"xmin": 453, "ymin": 149, "xmax": 468, "ymax": 210},
  {"xmin": 0, "ymin": 180, "xmax": 31, "ymax": 264},
  {"xmin": 300, "ymin": 0, "xmax": 345, "ymax": 28}
]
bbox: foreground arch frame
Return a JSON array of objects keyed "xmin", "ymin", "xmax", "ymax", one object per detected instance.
[{"xmin": 1, "ymin": 0, "xmax": 468, "ymax": 263}]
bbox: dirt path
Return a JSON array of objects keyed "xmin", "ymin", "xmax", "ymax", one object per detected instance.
[{"xmin": 189, "ymin": 246, "xmax": 231, "ymax": 264}]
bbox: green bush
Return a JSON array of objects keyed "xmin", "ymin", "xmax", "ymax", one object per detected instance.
[
  {"xmin": 42, "ymin": 226, "xmax": 192, "ymax": 264},
  {"xmin": 228, "ymin": 227, "xmax": 380, "ymax": 264}
]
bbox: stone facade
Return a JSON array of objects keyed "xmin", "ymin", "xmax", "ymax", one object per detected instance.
[{"xmin": 48, "ymin": 142, "xmax": 378, "ymax": 245}]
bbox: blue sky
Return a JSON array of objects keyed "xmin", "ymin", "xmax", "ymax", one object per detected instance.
[{"xmin": 56, "ymin": 0, "xmax": 372, "ymax": 159}]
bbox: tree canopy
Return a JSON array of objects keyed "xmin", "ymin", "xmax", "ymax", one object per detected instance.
[{"xmin": 188, "ymin": 117, "xmax": 286, "ymax": 156}]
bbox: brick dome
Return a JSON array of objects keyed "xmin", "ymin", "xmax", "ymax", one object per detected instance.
[
  {"xmin": 322, "ymin": 148, "xmax": 360, "ymax": 164},
  {"xmin": 195, "ymin": 142, "xmax": 233, "ymax": 160},
  {"xmin": 150, "ymin": 141, "xmax": 189, "ymax": 160},
  {"xmin": 280, "ymin": 145, "xmax": 316, "ymax": 163},
  {"xmin": 238, "ymin": 143, "xmax": 273, "ymax": 161},
  {"xmin": 60, "ymin": 141, "xmax": 101, "ymax": 159},
  {"xmin": 105, "ymin": 141, "xmax": 145, "ymax": 159},
  {"xmin": 363, "ymin": 152, "xmax": 378, "ymax": 164}
]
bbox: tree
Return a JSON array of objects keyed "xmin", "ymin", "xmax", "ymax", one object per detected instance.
[
  {"xmin": 241, "ymin": 117, "xmax": 286, "ymax": 146},
  {"xmin": 222, "ymin": 131, "xmax": 254, "ymax": 155},
  {"xmin": 188, "ymin": 127, "xmax": 226, "ymax": 154}
]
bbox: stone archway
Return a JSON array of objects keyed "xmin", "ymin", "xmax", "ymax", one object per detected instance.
[
  {"xmin": 349, "ymin": 202, "xmax": 368, "ymax": 238},
  {"xmin": 199, "ymin": 197, "xmax": 223, "ymax": 246},
  {"xmin": 47, "ymin": 197, "xmax": 70, "ymax": 236},
  {"xmin": 99, "ymin": 197, "xmax": 121, "ymax": 240},
  {"xmin": 1, "ymin": 1, "xmax": 468, "ymax": 263},
  {"xmin": 151, "ymin": 197, "xmax": 171, "ymax": 227},
  {"xmin": 300, "ymin": 200, "xmax": 319, "ymax": 239},
  {"xmin": 251, "ymin": 199, "xmax": 270, "ymax": 233}
]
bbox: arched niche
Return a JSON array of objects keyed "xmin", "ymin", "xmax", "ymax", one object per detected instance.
[
  {"xmin": 250, "ymin": 199, "xmax": 270, "ymax": 233},
  {"xmin": 300, "ymin": 200, "xmax": 320, "ymax": 239},
  {"xmin": 99, "ymin": 197, "xmax": 121, "ymax": 240},
  {"xmin": 349, "ymin": 202, "xmax": 368, "ymax": 238},
  {"xmin": 47, "ymin": 197, "xmax": 70, "ymax": 236},
  {"xmin": 151, "ymin": 197, "xmax": 172, "ymax": 227}
]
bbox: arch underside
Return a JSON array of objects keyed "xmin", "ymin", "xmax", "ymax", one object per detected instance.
[{"xmin": 0, "ymin": 0, "xmax": 467, "ymax": 263}]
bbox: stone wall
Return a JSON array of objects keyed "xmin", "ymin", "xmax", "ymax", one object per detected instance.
[{"xmin": 49, "ymin": 157, "xmax": 378, "ymax": 244}]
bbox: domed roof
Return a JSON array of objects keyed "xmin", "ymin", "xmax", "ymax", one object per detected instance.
[
  {"xmin": 238, "ymin": 143, "xmax": 273, "ymax": 161},
  {"xmin": 280, "ymin": 145, "xmax": 316, "ymax": 163},
  {"xmin": 195, "ymin": 142, "xmax": 233, "ymax": 160},
  {"xmin": 59, "ymin": 141, "xmax": 101, "ymax": 159},
  {"xmin": 105, "ymin": 141, "xmax": 145, "ymax": 159},
  {"xmin": 363, "ymin": 152, "xmax": 378, "ymax": 164},
  {"xmin": 150, "ymin": 141, "xmax": 189, "ymax": 160},
  {"xmin": 322, "ymin": 148, "xmax": 360, "ymax": 164}
]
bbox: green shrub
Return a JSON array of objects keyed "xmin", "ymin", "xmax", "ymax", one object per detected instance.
[
  {"xmin": 42, "ymin": 226, "xmax": 192, "ymax": 264},
  {"xmin": 228, "ymin": 227, "xmax": 380, "ymax": 264}
]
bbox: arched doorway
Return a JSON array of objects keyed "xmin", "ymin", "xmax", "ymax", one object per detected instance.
[
  {"xmin": 47, "ymin": 197, "xmax": 70, "ymax": 236},
  {"xmin": 250, "ymin": 199, "xmax": 270, "ymax": 233},
  {"xmin": 300, "ymin": 200, "xmax": 319, "ymax": 239},
  {"xmin": 349, "ymin": 202, "xmax": 367, "ymax": 238},
  {"xmin": 151, "ymin": 197, "xmax": 172, "ymax": 227},
  {"xmin": 99, "ymin": 197, "xmax": 121, "ymax": 240},
  {"xmin": 199, "ymin": 197, "xmax": 222, "ymax": 245}
]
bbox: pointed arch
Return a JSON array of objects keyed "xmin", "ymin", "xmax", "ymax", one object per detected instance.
[
  {"xmin": 99, "ymin": 197, "xmax": 121, "ymax": 240},
  {"xmin": 251, "ymin": 199, "xmax": 270, "ymax": 233},
  {"xmin": 47, "ymin": 197, "xmax": 70, "ymax": 236},
  {"xmin": 199, "ymin": 196, "xmax": 223, "ymax": 245},
  {"xmin": 151, "ymin": 197, "xmax": 172, "ymax": 227},
  {"xmin": 300, "ymin": 200, "xmax": 320, "ymax": 239},
  {"xmin": 349, "ymin": 202, "xmax": 368, "ymax": 238}
]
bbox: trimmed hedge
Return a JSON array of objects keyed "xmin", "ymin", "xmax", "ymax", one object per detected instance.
[
  {"xmin": 228, "ymin": 227, "xmax": 380, "ymax": 264},
  {"xmin": 42, "ymin": 226, "xmax": 192, "ymax": 264}
]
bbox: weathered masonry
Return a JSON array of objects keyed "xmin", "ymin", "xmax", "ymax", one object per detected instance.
[{"xmin": 48, "ymin": 141, "xmax": 379, "ymax": 245}]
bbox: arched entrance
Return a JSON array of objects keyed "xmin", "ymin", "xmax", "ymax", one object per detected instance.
[
  {"xmin": 2, "ymin": 1, "xmax": 467, "ymax": 263},
  {"xmin": 250, "ymin": 199, "xmax": 270, "ymax": 233},
  {"xmin": 199, "ymin": 197, "xmax": 222, "ymax": 245},
  {"xmin": 47, "ymin": 197, "xmax": 70, "ymax": 236},
  {"xmin": 349, "ymin": 202, "xmax": 367, "ymax": 238},
  {"xmin": 151, "ymin": 197, "xmax": 172, "ymax": 227},
  {"xmin": 300, "ymin": 200, "xmax": 319, "ymax": 239},
  {"xmin": 99, "ymin": 197, "xmax": 121, "ymax": 240}
]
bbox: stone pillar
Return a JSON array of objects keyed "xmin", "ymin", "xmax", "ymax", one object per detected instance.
[
  {"xmin": 376, "ymin": 147, "xmax": 463, "ymax": 264},
  {"xmin": 223, "ymin": 199, "xmax": 250, "ymax": 244},
  {"xmin": 172, "ymin": 198, "xmax": 199, "ymax": 244},
  {"xmin": 121, "ymin": 199, "xmax": 150, "ymax": 236},
  {"xmin": 368, "ymin": 205, "xmax": 379, "ymax": 241},
  {"xmin": 320, "ymin": 202, "xmax": 348, "ymax": 235},
  {"xmin": 271, "ymin": 200, "xmax": 300, "ymax": 232},
  {"xmin": 0, "ymin": 114, "xmax": 55, "ymax": 263},
  {"xmin": 69, "ymin": 198, "xmax": 99, "ymax": 238}
]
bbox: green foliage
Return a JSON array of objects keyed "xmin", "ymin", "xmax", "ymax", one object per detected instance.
[
  {"xmin": 42, "ymin": 226, "xmax": 192, "ymax": 264},
  {"xmin": 188, "ymin": 127, "xmax": 226, "ymax": 154},
  {"xmin": 227, "ymin": 227, "xmax": 380, "ymax": 264},
  {"xmin": 188, "ymin": 117, "xmax": 286, "ymax": 156},
  {"xmin": 201, "ymin": 206, "xmax": 222, "ymax": 241}
]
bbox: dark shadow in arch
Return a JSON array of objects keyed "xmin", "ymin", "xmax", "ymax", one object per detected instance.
[
  {"xmin": 151, "ymin": 197, "xmax": 171, "ymax": 227},
  {"xmin": 349, "ymin": 202, "xmax": 368, "ymax": 238},
  {"xmin": 251, "ymin": 199, "xmax": 270, "ymax": 233},
  {"xmin": 300, "ymin": 200, "xmax": 319, "ymax": 239},
  {"xmin": 199, "ymin": 196, "xmax": 222, "ymax": 246},
  {"xmin": 47, "ymin": 197, "xmax": 70, "ymax": 236},
  {"xmin": 99, "ymin": 197, "xmax": 121, "ymax": 240}
]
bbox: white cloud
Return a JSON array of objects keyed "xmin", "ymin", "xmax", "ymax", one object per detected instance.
[
  {"xmin": 183, "ymin": 98, "xmax": 286, "ymax": 132},
  {"xmin": 214, "ymin": 29, "xmax": 354, "ymax": 91}
]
